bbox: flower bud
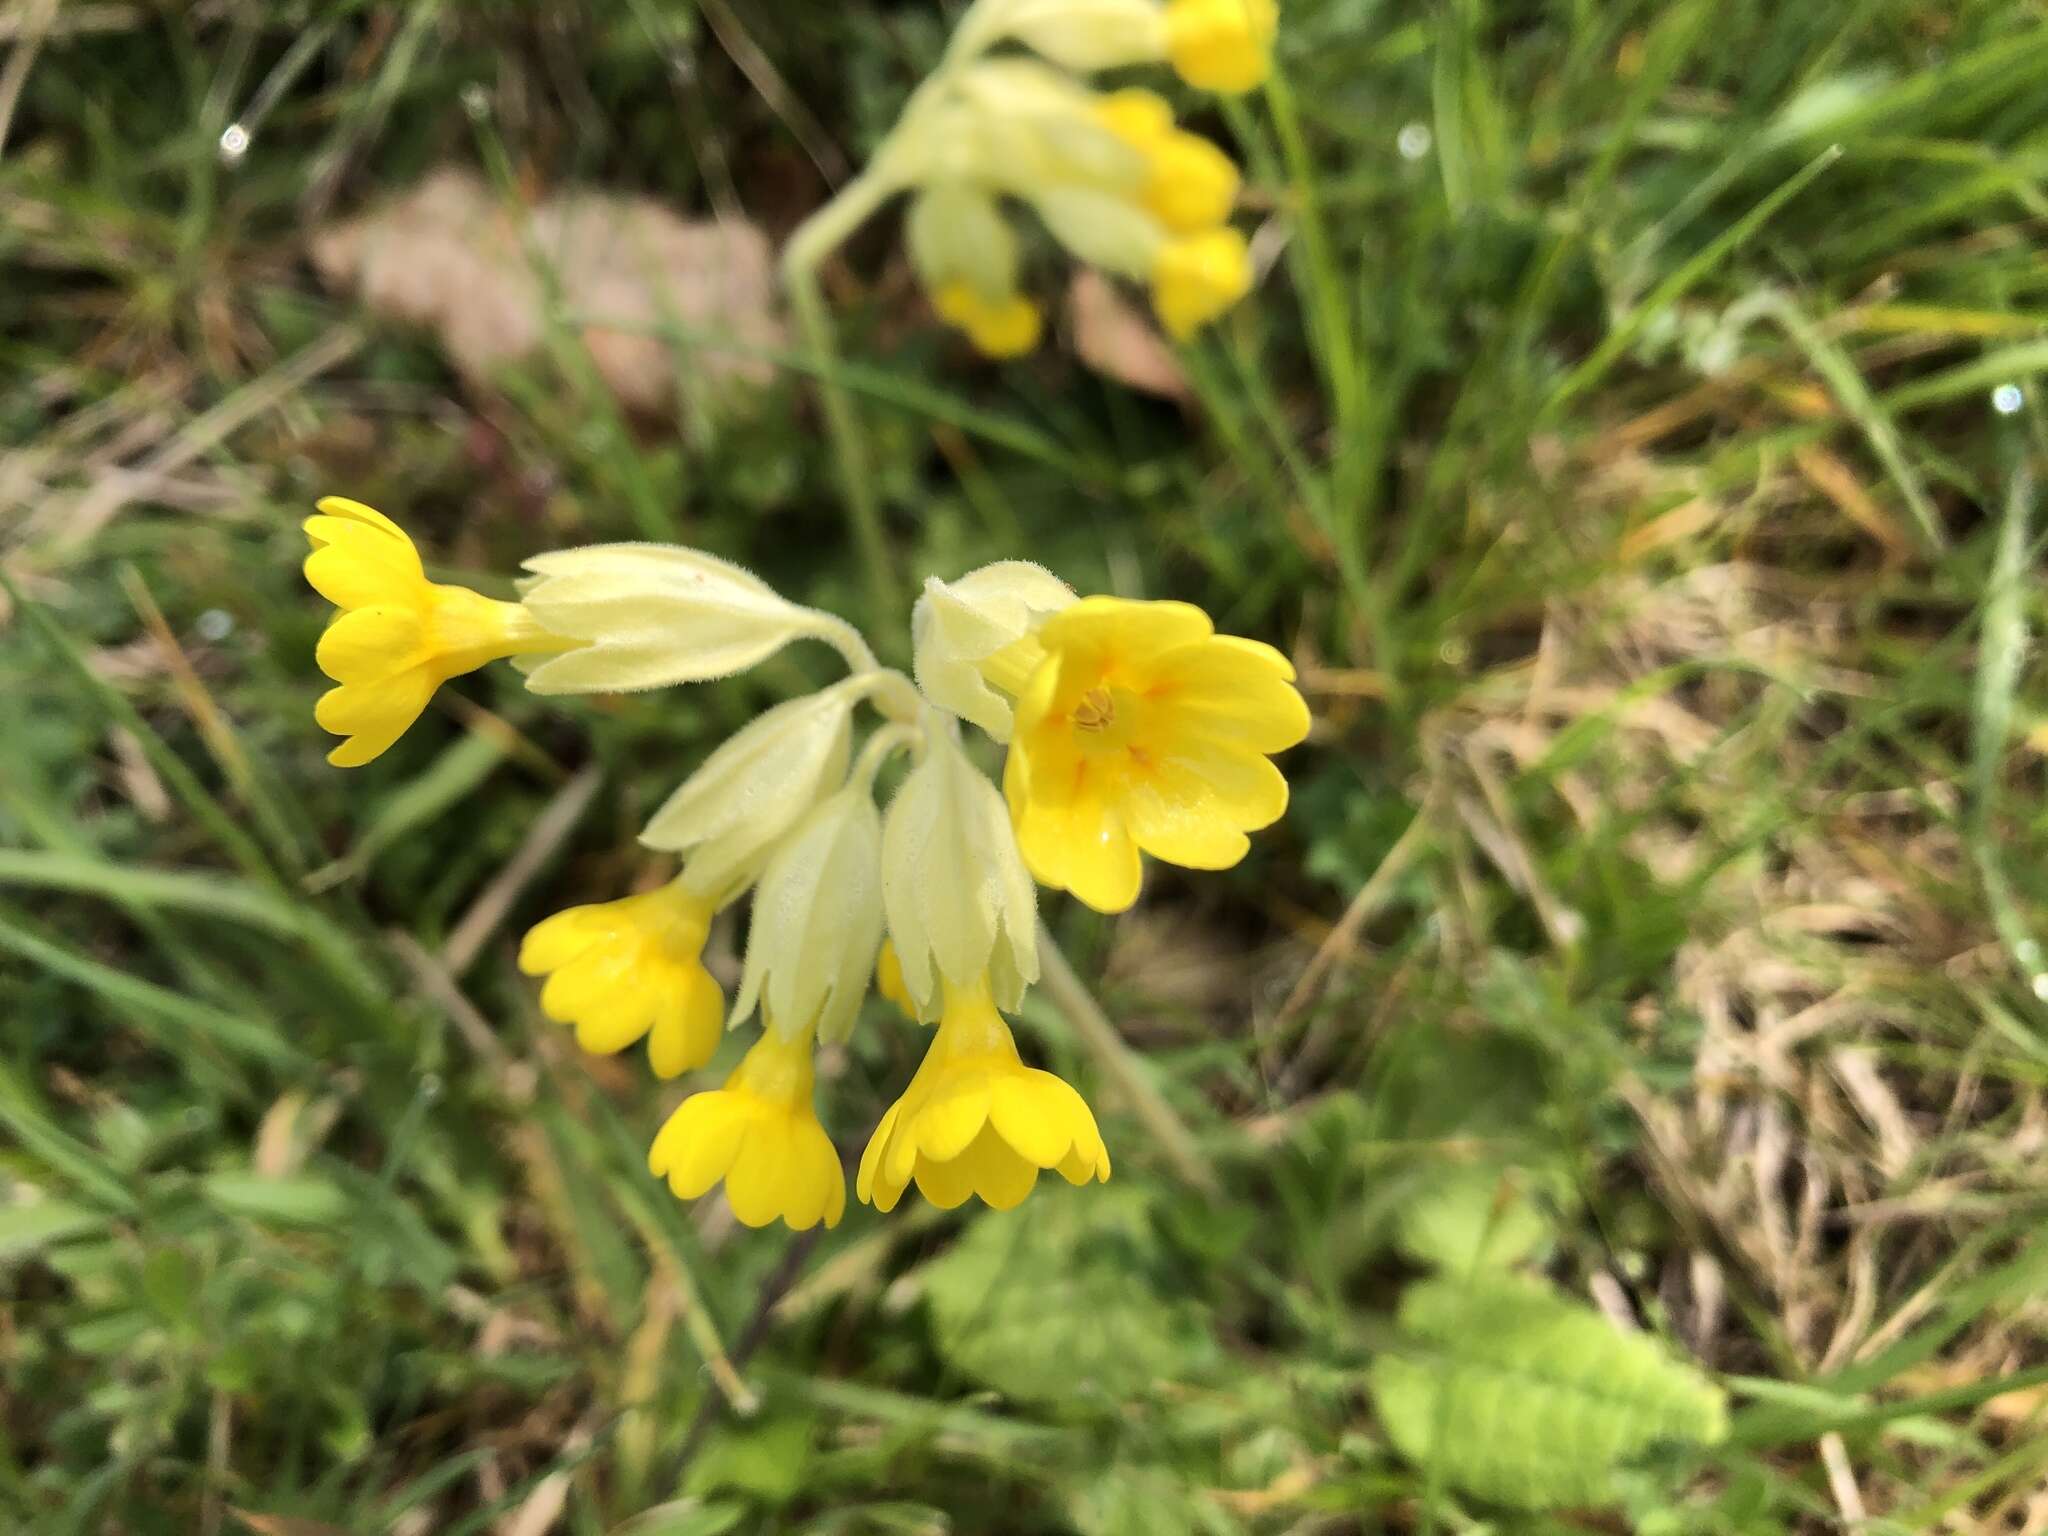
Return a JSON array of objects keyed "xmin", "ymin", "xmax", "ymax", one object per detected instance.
[
  {"xmin": 882, "ymin": 724, "xmax": 1039, "ymax": 1018},
  {"xmin": 640, "ymin": 680, "xmax": 860, "ymax": 900},
  {"xmin": 517, "ymin": 544, "xmax": 829, "ymax": 695},
  {"xmin": 734, "ymin": 786, "xmax": 885, "ymax": 1045},
  {"xmin": 912, "ymin": 561, "xmax": 1075, "ymax": 740}
]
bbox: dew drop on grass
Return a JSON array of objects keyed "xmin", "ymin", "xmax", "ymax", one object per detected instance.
[
  {"xmin": 218, "ymin": 123, "xmax": 250, "ymax": 165},
  {"xmin": 1992, "ymin": 383, "xmax": 2023, "ymax": 415},
  {"xmin": 1397, "ymin": 123, "xmax": 1432, "ymax": 160},
  {"xmin": 196, "ymin": 609, "xmax": 234, "ymax": 642}
]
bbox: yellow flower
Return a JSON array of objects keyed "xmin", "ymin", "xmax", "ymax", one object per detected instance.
[
  {"xmin": 1002, "ymin": 596, "xmax": 1308, "ymax": 912},
  {"xmin": 518, "ymin": 879, "xmax": 724, "ymax": 1078},
  {"xmin": 935, "ymin": 280, "xmax": 1044, "ymax": 357},
  {"xmin": 303, "ymin": 497, "xmax": 568, "ymax": 766},
  {"xmin": 1163, "ymin": 0, "xmax": 1277, "ymax": 93},
  {"xmin": 1151, "ymin": 227, "xmax": 1252, "ymax": 339},
  {"xmin": 1095, "ymin": 89, "xmax": 1240, "ymax": 233},
  {"xmin": 648, "ymin": 1028, "xmax": 845, "ymax": 1230},
  {"xmin": 857, "ymin": 981, "xmax": 1109, "ymax": 1213}
]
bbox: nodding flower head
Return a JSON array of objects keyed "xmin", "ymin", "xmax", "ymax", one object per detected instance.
[
  {"xmin": 519, "ymin": 879, "xmax": 724, "ymax": 1078},
  {"xmin": 648, "ymin": 1027, "xmax": 845, "ymax": 1231},
  {"xmin": 858, "ymin": 979, "xmax": 1109, "ymax": 1214},
  {"xmin": 303, "ymin": 498, "xmax": 570, "ymax": 765}
]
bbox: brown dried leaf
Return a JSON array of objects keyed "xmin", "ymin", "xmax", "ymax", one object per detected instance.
[
  {"xmin": 1067, "ymin": 270, "xmax": 1189, "ymax": 403},
  {"xmin": 311, "ymin": 169, "xmax": 782, "ymax": 417}
]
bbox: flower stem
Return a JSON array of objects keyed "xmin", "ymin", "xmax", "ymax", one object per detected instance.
[
  {"xmin": 1034, "ymin": 922, "xmax": 1222, "ymax": 1196},
  {"xmin": 782, "ymin": 170, "xmax": 903, "ymax": 631}
]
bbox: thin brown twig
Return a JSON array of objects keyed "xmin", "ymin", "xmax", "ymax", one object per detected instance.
[{"xmin": 442, "ymin": 763, "xmax": 604, "ymax": 975}]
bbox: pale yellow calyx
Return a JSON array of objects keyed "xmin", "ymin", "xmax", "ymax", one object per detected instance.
[
  {"xmin": 880, "ymin": 721, "xmax": 1039, "ymax": 1019},
  {"xmin": 912, "ymin": 561, "xmax": 1076, "ymax": 741},
  {"xmin": 647, "ymin": 1027, "xmax": 844, "ymax": 1230},
  {"xmin": 733, "ymin": 787, "xmax": 885, "ymax": 1045},
  {"xmin": 304, "ymin": 496, "xmax": 573, "ymax": 767}
]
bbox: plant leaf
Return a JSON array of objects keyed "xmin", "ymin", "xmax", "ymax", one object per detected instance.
[{"xmin": 1368, "ymin": 1274, "xmax": 1727, "ymax": 1510}]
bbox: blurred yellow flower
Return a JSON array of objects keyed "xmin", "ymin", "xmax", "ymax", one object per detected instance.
[
  {"xmin": 1151, "ymin": 227, "xmax": 1253, "ymax": 339},
  {"xmin": 934, "ymin": 280, "xmax": 1044, "ymax": 357},
  {"xmin": 518, "ymin": 880, "xmax": 724, "ymax": 1078},
  {"xmin": 1003, "ymin": 596, "xmax": 1308, "ymax": 911},
  {"xmin": 648, "ymin": 1028, "xmax": 845, "ymax": 1231},
  {"xmin": 1163, "ymin": 0, "xmax": 1277, "ymax": 93},
  {"xmin": 1095, "ymin": 89, "xmax": 1240, "ymax": 233},
  {"xmin": 857, "ymin": 980, "xmax": 1109, "ymax": 1213},
  {"xmin": 303, "ymin": 497, "xmax": 568, "ymax": 766}
]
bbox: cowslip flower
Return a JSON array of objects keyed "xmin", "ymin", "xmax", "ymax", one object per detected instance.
[
  {"xmin": 517, "ymin": 879, "xmax": 723, "ymax": 1077},
  {"xmin": 1001, "ymin": 596, "xmax": 1309, "ymax": 911},
  {"xmin": 648, "ymin": 1027, "xmax": 844, "ymax": 1230},
  {"xmin": 303, "ymin": 497, "xmax": 570, "ymax": 765},
  {"xmin": 857, "ymin": 979, "xmax": 1109, "ymax": 1213}
]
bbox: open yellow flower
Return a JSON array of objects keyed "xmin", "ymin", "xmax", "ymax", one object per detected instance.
[
  {"xmin": 518, "ymin": 879, "xmax": 724, "ymax": 1078},
  {"xmin": 304, "ymin": 497, "xmax": 569, "ymax": 766},
  {"xmin": 1002, "ymin": 596, "xmax": 1308, "ymax": 912},
  {"xmin": 648, "ymin": 1027, "xmax": 845, "ymax": 1230},
  {"xmin": 857, "ymin": 980, "xmax": 1109, "ymax": 1213},
  {"xmin": 1163, "ymin": 0, "xmax": 1277, "ymax": 93}
]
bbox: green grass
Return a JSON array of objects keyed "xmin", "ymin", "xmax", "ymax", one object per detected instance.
[{"xmin": 6, "ymin": 0, "xmax": 2048, "ymax": 1530}]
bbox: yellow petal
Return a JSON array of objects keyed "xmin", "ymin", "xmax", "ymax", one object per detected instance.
[
  {"xmin": 303, "ymin": 514, "xmax": 425, "ymax": 608},
  {"xmin": 858, "ymin": 1099, "xmax": 906, "ymax": 1207},
  {"xmin": 314, "ymin": 673, "xmax": 435, "ymax": 767},
  {"xmin": 988, "ymin": 1071, "xmax": 1083, "ymax": 1169},
  {"xmin": 1033, "ymin": 597, "xmax": 1213, "ymax": 674},
  {"xmin": 652, "ymin": 1095, "xmax": 748, "ymax": 1199},
  {"xmin": 517, "ymin": 907, "xmax": 603, "ymax": 976},
  {"xmin": 314, "ymin": 605, "xmax": 426, "ymax": 685},
  {"xmin": 954, "ymin": 1124, "xmax": 1040, "ymax": 1211},
  {"xmin": 1014, "ymin": 788, "xmax": 1143, "ymax": 914},
  {"xmin": 724, "ymin": 1122, "xmax": 794, "ymax": 1227},
  {"xmin": 646, "ymin": 967, "xmax": 725, "ymax": 1078}
]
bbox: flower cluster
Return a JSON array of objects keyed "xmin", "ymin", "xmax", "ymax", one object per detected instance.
[
  {"xmin": 793, "ymin": 0, "xmax": 1278, "ymax": 356},
  {"xmin": 304, "ymin": 500, "xmax": 1307, "ymax": 1228}
]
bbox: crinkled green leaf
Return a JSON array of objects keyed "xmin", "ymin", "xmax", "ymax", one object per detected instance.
[
  {"xmin": 922, "ymin": 1184, "xmax": 1213, "ymax": 1408},
  {"xmin": 1368, "ymin": 1274, "xmax": 1727, "ymax": 1510},
  {"xmin": 1394, "ymin": 1162, "xmax": 1556, "ymax": 1272}
]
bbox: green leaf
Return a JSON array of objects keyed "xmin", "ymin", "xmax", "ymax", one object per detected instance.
[
  {"xmin": 202, "ymin": 1172, "xmax": 351, "ymax": 1228},
  {"xmin": 1368, "ymin": 1275, "xmax": 1727, "ymax": 1510},
  {"xmin": 1067, "ymin": 1465, "xmax": 1241, "ymax": 1536},
  {"xmin": 921, "ymin": 1184, "xmax": 1214, "ymax": 1409},
  {"xmin": 0, "ymin": 1197, "xmax": 103, "ymax": 1261},
  {"xmin": 1393, "ymin": 1162, "xmax": 1554, "ymax": 1272}
]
